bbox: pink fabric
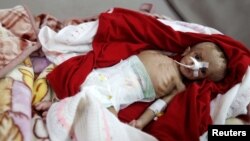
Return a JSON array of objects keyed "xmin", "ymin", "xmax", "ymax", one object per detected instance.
[{"xmin": 0, "ymin": 5, "xmax": 39, "ymax": 78}]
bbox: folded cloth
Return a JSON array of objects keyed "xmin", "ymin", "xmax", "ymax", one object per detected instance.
[
  {"xmin": 47, "ymin": 87, "xmax": 158, "ymax": 141},
  {"xmin": 47, "ymin": 7, "xmax": 250, "ymax": 141},
  {"xmin": 38, "ymin": 21, "xmax": 98, "ymax": 65}
]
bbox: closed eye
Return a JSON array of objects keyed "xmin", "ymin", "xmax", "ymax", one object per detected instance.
[{"xmin": 194, "ymin": 54, "xmax": 201, "ymax": 60}]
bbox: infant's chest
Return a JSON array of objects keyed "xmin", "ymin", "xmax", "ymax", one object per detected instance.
[{"xmin": 149, "ymin": 60, "xmax": 179, "ymax": 96}]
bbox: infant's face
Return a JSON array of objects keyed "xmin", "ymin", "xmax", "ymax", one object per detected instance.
[{"xmin": 179, "ymin": 46, "xmax": 219, "ymax": 80}]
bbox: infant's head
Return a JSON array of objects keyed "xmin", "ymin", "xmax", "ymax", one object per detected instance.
[{"xmin": 179, "ymin": 42, "xmax": 227, "ymax": 82}]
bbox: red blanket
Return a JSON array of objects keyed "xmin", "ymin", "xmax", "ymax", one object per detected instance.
[{"xmin": 47, "ymin": 8, "xmax": 250, "ymax": 141}]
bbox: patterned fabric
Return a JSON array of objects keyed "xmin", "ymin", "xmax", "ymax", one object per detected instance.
[
  {"xmin": 0, "ymin": 5, "xmax": 39, "ymax": 78},
  {"xmin": 0, "ymin": 58, "xmax": 33, "ymax": 141},
  {"xmin": 0, "ymin": 5, "xmax": 105, "ymax": 141},
  {"xmin": 0, "ymin": 5, "xmax": 57, "ymax": 141},
  {"xmin": 0, "ymin": 5, "xmax": 37, "ymax": 41}
]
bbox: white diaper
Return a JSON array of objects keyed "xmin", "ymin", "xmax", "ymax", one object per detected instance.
[{"xmin": 81, "ymin": 55, "xmax": 156, "ymax": 111}]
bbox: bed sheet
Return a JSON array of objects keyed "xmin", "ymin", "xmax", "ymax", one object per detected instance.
[{"xmin": 0, "ymin": 5, "xmax": 250, "ymax": 141}]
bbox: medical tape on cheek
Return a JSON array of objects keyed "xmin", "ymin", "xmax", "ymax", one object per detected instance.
[
  {"xmin": 175, "ymin": 57, "xmax": 209, "ymax": 77},
  {"xmin": 190, "ymin": 57, "xmax": 209, "ymax": 77}
]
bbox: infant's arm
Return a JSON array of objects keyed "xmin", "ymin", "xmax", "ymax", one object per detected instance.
[{"xmin": 130, "ymin": 84, "xmax": 185, "ymax": 130}]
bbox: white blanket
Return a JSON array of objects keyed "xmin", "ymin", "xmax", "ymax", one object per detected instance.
[
  {"xmin": 74, "ymin": 88, "xmax": 158, "ymax": 141},
  {"xmin": 200, "ymin": 66, "xmax": 250, "ymax": 141},
  {"xmin": 47, "ymin": 87, "xmax": 158, "ymax": 141}
]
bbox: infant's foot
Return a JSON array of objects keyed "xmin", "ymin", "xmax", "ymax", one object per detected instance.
[{"xmin": 34, "ymin": 101, "xmax": 52, "ymax": 120}]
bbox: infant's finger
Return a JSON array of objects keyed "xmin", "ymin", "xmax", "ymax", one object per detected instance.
[
  {"xmin": 35, "ymin": 101, "xmax": 52, "ymax": 110},
  {"xmin": 34, "ymin": 103, "xmax": 43, "ymax": 110},
  {"xmin": 129, "ymin": 120, "xmax": 136, "ymax": 127},
  {"xmin": 41, "ymin": 102, "xmax": 52, "ymax": 109},
  {"xmin": 42, "ymin": 115, "xmax": 47, "ymax": 121},
  {"xmin": 42, "ymin": 111, "xmax": 48, "ymax": 118}
]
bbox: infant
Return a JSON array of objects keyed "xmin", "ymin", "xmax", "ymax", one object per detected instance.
[{"xmin": 35, "ymin": 42, "xmax": 227, "ymax": 130}]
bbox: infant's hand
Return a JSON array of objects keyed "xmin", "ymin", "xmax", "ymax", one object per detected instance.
[
  {"xmin": 34, "ymin": 101, "xmax": 52, "ymax": 120},
  {"xmin": 129, "ymin": 119, "xmax": 143, "ymax": 130}
]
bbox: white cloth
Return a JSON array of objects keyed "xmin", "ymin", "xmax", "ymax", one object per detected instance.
[
  {"xmin": 38, "ymin": 21, "xmax": 98, "ymax": 65},
  {"xmin": 210, "ymin": 66, "xmax": 250, "ymax": 124},
  {"xmin": 47, "ymin": 83, "xmax": 158, "ymax": 141},
  {"xmin": 74, "ymin": 89, "xmax": 158, "ymax": 141}
]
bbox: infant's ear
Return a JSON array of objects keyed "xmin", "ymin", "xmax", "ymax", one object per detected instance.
[{"xmin": 181, "ymin": 46, "xmax": 191, "ymax": 56}]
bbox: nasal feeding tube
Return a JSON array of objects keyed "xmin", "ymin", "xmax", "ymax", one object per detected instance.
[{"xmin": 175, "ymin": 57, "xmax": 209, "ymax": 77}]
